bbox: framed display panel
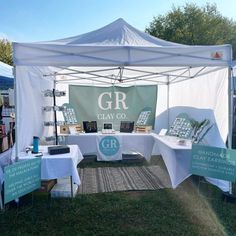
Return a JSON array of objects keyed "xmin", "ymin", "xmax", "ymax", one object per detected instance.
[
  {"xmin": 83, "ymin": 121, "xmax": 97, "ymax": 133},
  {"xmin": 120, "ymin": 121, "xmax": 134, "ymax": 133},
  {"xmin": 104, "ymin": 123, "xmax": 113, "ymax": 129}
]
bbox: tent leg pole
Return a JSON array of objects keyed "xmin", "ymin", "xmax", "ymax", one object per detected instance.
[
  {"xmin": 53, "ymin": 80, "xmax": 58, "ymax": 145},
  {"xmin": 228, "ymin": 66, "xmax": 233, "ymax": 194},
  {"xmin": 13, "ymin": 66, "xmax": 18, "ymax": 162},
  {"xmin": 70, "ymin": 176, "xmax": 73, "ymax": 198},
  {"xmin": 228, "ymin": 67, "xmax": 233, "ymax": 149},
  {"xmin": 167, "ymin": 77, "xmax": 170, "ymax": 128}
]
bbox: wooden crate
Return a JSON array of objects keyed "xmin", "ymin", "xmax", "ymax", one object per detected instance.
[
  {"xmin": 135, "ymin": 125, "xmax": 152, "ymax": 133},
  {"xmin": 39, "ymin": 179, "xmax": 57, "ymax": 192},
  {"xmin": 70, "ymin": 124, "xmax": 82, "ymax": 133}
]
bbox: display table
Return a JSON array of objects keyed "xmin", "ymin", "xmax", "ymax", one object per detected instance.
[
  {"xmin": 0, "ymin": 149, "xmax": 12, "ymax": 209},
  {"xmin": 64, "ymin": 133, "xmax": 191, "ymax": 187},
  {"xmin": 62, "ymin": 132, "xmax": 228, "ymax": 191},
  {"xmin": 151, "ymin": 134, "xmax": 192, "ymax": 188},
  {"xmin": 0, "ymin": 145, "xmax": 83, "ymax": 206},
  {"xmin": 64, "ymin": 132, "xmax": 155, "ymax": 161},
  {"xmin": 18, "ymin": 145, "xmax": 83, "ymax": 187},
  {"xmin": 0, "ymin": 149, "xmax": 12, "ymax": 184}
]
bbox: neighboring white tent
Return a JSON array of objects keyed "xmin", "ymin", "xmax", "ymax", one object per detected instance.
[
  {"xmin": 0, "ymin": 61, "xmax": 14, "ymax": 90},
  {"xmin": 12, "ymin": 18, "xmax": 233, "ymax": 156}
]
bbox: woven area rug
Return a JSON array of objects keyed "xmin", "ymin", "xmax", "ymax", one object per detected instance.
[{"xmin": 78, "ymin": 166, "xmax": 171, "ymax": 194}]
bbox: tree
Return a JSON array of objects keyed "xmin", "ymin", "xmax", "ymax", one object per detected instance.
[
  {"xmin": 0, "ymin": 39, "xmax": 13, "ymax": 65},
  {"xmin": 146, "ymin": 3, "xmax": 236, "ymax": 58}
]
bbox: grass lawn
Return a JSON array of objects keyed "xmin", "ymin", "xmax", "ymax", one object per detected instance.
[{"xmin": 1, "ymin": 158, "xmax": 236, "ymax": 235}]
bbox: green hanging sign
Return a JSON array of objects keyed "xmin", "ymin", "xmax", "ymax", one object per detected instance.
[{"xmin": 191, "ymin": 144, "xmax": 236, "ymax": 182}]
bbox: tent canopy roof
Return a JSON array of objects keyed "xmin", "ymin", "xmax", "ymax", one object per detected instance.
[
  {"xmin": 13, "ymin": 19, "xmax": 231, "ymax": 168},
  {"xmin": 0, "ymin": 61, "xmax": 14, "ymax": 90},
  {"xmin": 0, "ymin": 61, "xmax": 13, "ymax": 78},
  {"xmin": 13, "ymin": 18, "xmax": 232, "ymax": 68},
  {"xmin": 41, "ymin": 18, "xmax": 181, "ymax": 47}
]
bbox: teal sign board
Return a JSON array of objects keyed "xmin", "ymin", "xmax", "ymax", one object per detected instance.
[
  {"xmin": 69, "ymin": 85, "xmax": 157, "ymax": 131},
  {"xmin": 99, "ymin": 136, "xmax": 120, "ymax": 156},
  {"xmin": 4, "ymin": 158, "xmax": 41, "ymax": 204},
  {"xmin": 191, "ymin": 144, "xmax": 236, "ymax": 181}
]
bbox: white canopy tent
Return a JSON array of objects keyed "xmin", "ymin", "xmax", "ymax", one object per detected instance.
[{"xmin": 12, "ymin": 18, "xmax": 233, "ymax": 159}]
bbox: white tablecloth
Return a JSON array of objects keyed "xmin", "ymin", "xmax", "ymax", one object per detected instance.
[
  {"xmin": 151, "ymin": 134, "xmax": 229, "ymax": 191},
  {"xmin": 18, "ymin": 145, "xmax": 83, "ymax": 185},
  {"xmin": 65, "ymin": 132, "xmax": 155, "ymax": 161},
  {"xmin": 151, "ymin": 134, "xmax": 192, "ymax": 188}
]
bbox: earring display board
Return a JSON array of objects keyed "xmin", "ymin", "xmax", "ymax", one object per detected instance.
[
  {"xmin": 192, "ymin": 119, "xmax": 213, "ymax": 144},
  {"xmin": 167, "ymin": 113, "xmax": 194, "ymax": 139},
  {"xmin": 62, "ymin": 103, "xmax": 78, "ymax": 125},
  {"xmin": 136, "ymin": 107, "xmax": 152, "ymax": 126}
]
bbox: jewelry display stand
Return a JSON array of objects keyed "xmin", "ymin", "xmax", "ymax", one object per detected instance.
[{"xmin": 43, "ymin": 89, "xmax": 66, "ymax": 145}]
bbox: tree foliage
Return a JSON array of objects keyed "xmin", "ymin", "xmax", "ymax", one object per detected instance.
[
  {"xmin": 0, "ymin": 39, "xmax": 13, "ymax": 65},
  {"xmin": 146, "ymin": 3, "xmax": 236, "ymax": 58}
]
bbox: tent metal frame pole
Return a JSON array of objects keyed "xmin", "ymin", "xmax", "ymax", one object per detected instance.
[
  {"xmin": 228, "ymin": 66, "xmax": 233, "ymax": 194},
  {"xmin": 56, "ymin": 75, "xmax": 112, "ymax": 85},
  {"xmin": 53, "ymin": 67, "xmax": 118, "ymax": 76},
  {"xmin": 49, "ymin": 66, "xmax": 192, "ymax": 81},
  {"xmin": 228, "ymin": 66, "xmax": 233, "ymax": 149},
  {"xmin": 167, "ymin": 76, "xmax": 170, "ymax": 129},
  {"xmin": 13, "ymin": 66, "xmax": 19, "ymax": 162},
  {"xmin": 53, "ymin": 80, "xmax": 58, "ymax": 145},
  {"xmin": 169, "ymin": 67, "xmax": 226, "ymax": 85}
]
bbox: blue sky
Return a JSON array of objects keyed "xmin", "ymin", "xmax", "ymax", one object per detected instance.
[{"xmin": 0, "ymin": 0, "xmax": 236, "ymax": 42}]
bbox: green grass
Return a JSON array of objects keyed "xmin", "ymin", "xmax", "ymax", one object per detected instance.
[{"xmin": 1, "ymin": 158, "xmax": 236, "ymax": 236}]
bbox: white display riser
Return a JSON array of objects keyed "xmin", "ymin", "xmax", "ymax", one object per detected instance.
[{"xmin": 51, "ymin": 176, "xmax": 78, "ymax": 198}]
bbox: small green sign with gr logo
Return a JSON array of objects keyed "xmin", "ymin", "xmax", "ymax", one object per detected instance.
[
  {"xmin": 4, "ymin": 158, "xmax": 41, "ymax": 204},
  {"xmin": 191, "ymin": 144, "xmax": 236, "ymax": 182}
]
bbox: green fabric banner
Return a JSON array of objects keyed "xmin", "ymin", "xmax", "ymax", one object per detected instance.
[{"xmin": 69, "ymin": 85, "xmax": 157, "ymax": 131}]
